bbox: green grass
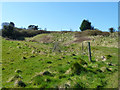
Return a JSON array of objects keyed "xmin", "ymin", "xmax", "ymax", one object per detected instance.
[{"xmin": 2, "ymin": 32, "xmax": 118, "ymax": 88}]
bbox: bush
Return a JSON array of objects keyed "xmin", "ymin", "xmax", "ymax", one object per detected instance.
[
  {"xmin": 101, "ymin": 32, "xmax": 110, "ymax": 37},
  {"xmin": 109, "ymin": 28, "xmax": 115, "ymax": 33},
  {"xmin": 71, "ymin": 61, "xmax": 87, "ymax": 75},
  {"xmin": 80, "ymin": 19, "xmax": 92, "ymax": 31},
  {"xmin": 2, "ymin": 27, "xmax": 51, "ymax": 40}
]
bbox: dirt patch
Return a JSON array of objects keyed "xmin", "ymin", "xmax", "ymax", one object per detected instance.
[
  {"xmin": 73, "ymin": 37, "xmax": 91, "ymax": 43},
  {"xmin": 74, "ymin": 32, "xmax": 91, "ymax": 43},
  {"xmin": 39, "ymin": 35, "xmax": 53, "ymax": 43}
]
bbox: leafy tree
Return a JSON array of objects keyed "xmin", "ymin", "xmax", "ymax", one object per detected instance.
[
  {"xmin": 2, "ymin": 24, "xmax": 14, "ymax": 38},
  {"xmin": 34, "ymin": 26, "xmax": 38, "ymax": 30},
  {"xmin": 109, "ymin": 27, "xmax": 115, "ymax": 33},
  {"xmin": 28, "ymin": 25, "xmax": 38, "ymax": 30},
  {"xmin": 80, "ymin": 20, "xmax": 91, "ymax": 31},
  {"xmin": 10, "ymin": 22, "xmax": 15, "ymax": 27}
]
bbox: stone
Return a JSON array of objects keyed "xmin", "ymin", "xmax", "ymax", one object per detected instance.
[
  {"xmin": 58, "ymin": 58, "xmax": 62, "ymax": 60},
  {"xmin": 101, "ymin": 56, "xmax": 105, "ymax": 59},
  {"xmin": 107, "ymin": 68, "xmax": 113, "ymax": 72},
  {"xmin": 45, "ymin": 78, "xmax": 51, "ymax": 82},
  {"xmin": 64, "ymin": 83, "xmax": 70, "ymax": 88},
  {"xmin": 14, "ymin": 80, "xmax": 26, "ymax": 87},
  {"xmin": 47, "ymin": 61, "xmax": 52, "ymax": 64},
  {"xmin": 65, "ymin": 69, "xmax": 71, "ymax": 74},
  {"xmin": 15, "ymin": 69, "xmax": 22, "ymax": 73},
  {"xmin": 72, "ymin": 54, "xmax": 76, "ymax": 56},
  {"xmin": 2, "ymin": 68, "xmax": 5, "ymax": 70},
  {"xmin": 32, "ymin": 50, "xmax": 35, "ymax": 54},
  {"xmin": 17, "ymin": 46, "xmax": 21, "ymax": 48},
  {"xmin": 22, "ymin": 56, "xmax": 27, "ymax": 59},
  {"xmin": 100, "ymin": 67, "xmax": 106, "ymax": 72}
]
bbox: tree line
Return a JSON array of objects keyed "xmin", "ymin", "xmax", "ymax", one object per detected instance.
[{"xmin": 1, "ymin": 19, "xmax": 117, "ymax": 40}]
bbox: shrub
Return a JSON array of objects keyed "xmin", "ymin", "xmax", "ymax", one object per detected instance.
[
  {"xmin": 80, "ymin": 19, "xmax": 92, "ymax": 31},
  {"xmin": 71, "ymin": 61, "xmax": 86, "ymax": 75},
  {"xmin": 109, "ymin": 27, "xmax": 115, "ymax": 33}
]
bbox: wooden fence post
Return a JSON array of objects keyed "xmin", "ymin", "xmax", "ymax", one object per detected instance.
[{"xmin": 88, "ymin": 42, "xmax": 92, "ymax": 62}]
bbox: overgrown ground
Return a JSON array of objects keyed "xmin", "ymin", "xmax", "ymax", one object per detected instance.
[{"xmin": 2, "ymin": 31, "xmax": 118, "ymax": 88}]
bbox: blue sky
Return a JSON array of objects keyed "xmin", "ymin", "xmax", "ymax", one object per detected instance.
[{"xmin": 1, "ymin": 2, "xmax": 118, "ymax": 31}]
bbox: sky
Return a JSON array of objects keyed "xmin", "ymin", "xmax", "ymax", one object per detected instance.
[{"xmin": 1, "ymin": 2, "xmax": 118, "ymax": 31}]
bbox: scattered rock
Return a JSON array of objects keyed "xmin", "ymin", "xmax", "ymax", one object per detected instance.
[
  {"xmin": 7, "ymin": 52, "xmax": 10, "ymax": 54},
  {"xmin": 65, "ymin": 69, "xmax": 71, "ymax": 74},
  {"xmin": 67, "ymin": 62, "xmax": 70, "ymax": 64},
  {"xmin": 14, "ymin": 80, "xmax": 26, "ymax": 87},
  {"xmin": 102, "ymin": 58, "xmax": 106, "ymax": 61},
  {"xmin": 100, "ymin": 67, "xmax": 106, "ymax": 72},
  {"xmin": 32, "ymin": 50, "xmax": 35, "ymax": 54},
  {"xmin": 44, "ymin": 78, "xmax": 51, "ymax": 82},
  {"xmin": 107, "ymin": 68, "xmax": 113, "ymax": 72},
  {"xmin": 58, "ymin": 58, "xmax": 62, "ymax": 60},
  {"xmin": 64, "ymin": 83, "xmax": 70, "ymax": 88},
  {"xmin": 62, "ymin": 57, "xmax": 65, "ymax": 59},
  {"xmin": 83, "ymin": 65, "xmax": 87, "ymax": 68},
  {"xmin": 101, "ymin": 56, "xmax": 105, "ymax": 59},
  {"xmin": 2, "ymin": 67, "xmax": 5, "ymax": 70},
  {"xmin": 72, "ymin": 54, "xmax": 76, "ymax": 56},
  {"xmin": 47, "ymin": 61, "xmax": 52, "ymax": 64},
  {"xmin": 22, "ymin": 56, "xmax": 27, "ymax": 59},
  {"xmin": 106, "ymin": 55, "xmax": 112, "ymax": 59},
  {"xmin": 17, "ymin": 46, "xmax": 21, "ymax": 48},
  {"xmin": 15, "ymin": 69, "xmax": 22, "ymax": 73}
]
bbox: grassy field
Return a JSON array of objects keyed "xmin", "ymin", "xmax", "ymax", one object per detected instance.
[{"xmin": 2, "ymin": 31, "xmax": 118, "ymax": 88}]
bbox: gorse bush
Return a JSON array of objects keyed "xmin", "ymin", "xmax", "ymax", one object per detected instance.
[
  {"xmin": 2, "ymin": 26, "xmax": 51, "ymax": 40},
  {"xmin": 75, "ymin": 30, "xmax": 110, "ymax": 37}
]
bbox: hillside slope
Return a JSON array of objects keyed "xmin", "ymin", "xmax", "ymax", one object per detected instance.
[{"xmin": 2, "ymin": 31, "xmax": 118, "ymax": 88}]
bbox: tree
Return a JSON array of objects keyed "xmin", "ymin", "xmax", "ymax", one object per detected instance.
[
  {"xmin": 109, "ymin": 27, "xmax": 114, "ymax": 33},
  {"xmin": 34, "ymin": 26, "xmax": 38, "ymax": 30},
  {"xmin": 28, "ymin": 25, "xmax": 38, "ymax": 30},
  {"xmin": 2, "ymin": 24, "xmax": 14, "ymax": 38},
  {"xmin": 10, "ymin": 22, "xmax": 15, "ymax": 27},
  {"xmin": 80, "ymin": 19, "xmax": 91, "ymax": 31}
]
